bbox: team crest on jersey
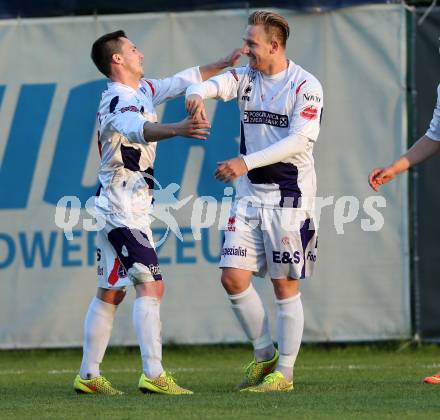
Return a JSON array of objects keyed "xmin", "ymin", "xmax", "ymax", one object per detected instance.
[
  {"xmin": 241, "ymin": 84, "xmax": 252, "ymax": 101},
  {"xmin": 281, "ymin": 236, "xmax": 290, "ymax": 246},
  {"xmin": 300, "ymin": 105, "xmax": 318, "ymax": 120},
  {"xmin": 241, "ymin": 69, "xmax": 256, "ymax": 101}
]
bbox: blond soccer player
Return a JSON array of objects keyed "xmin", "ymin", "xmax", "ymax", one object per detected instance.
[{"xmin": 186, "ymin": 11, "xmax": 324, "ymax": 392}]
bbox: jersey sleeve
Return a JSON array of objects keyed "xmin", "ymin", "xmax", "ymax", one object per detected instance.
[
  {"xmin": 289, "ymin": 78, "xmax": 323, "ymax": 141},
  {"xmin": 426, "ymin": 84, "xmax": 440, "ymax": 141},
  {"xmin": 207, "ymin": 67, "xmax": 247, "ymax": 101},
  {"xmin": 104, "ymin": 93, "xmax": 147, "ymax": 144},
  {"xmin": 144, "ymin": 66, "xmax": 203, "ymax": 107}
]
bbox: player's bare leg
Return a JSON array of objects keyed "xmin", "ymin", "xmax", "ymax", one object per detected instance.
[
  {"xmin": 221, "ymin": 267, "xmax": 252, "ymax": 294},
  {"xmin": 97, "ymin": 287, "xmax": 127, "ymax": 304},
  {"xmin": 271, "ymin": 277, "xmax": 303, "ymax": 383}
]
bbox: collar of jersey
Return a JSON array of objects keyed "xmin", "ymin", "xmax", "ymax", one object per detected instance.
[
  {"xmin": 261, "ymin": 61, "xmax": 291, "ymax": 81},
  {"xmin": 107, "ymin": 80, "xmax": 141, "ymax": 93}
]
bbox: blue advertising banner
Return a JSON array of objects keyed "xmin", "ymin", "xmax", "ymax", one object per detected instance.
[{"xmin": 0, "ymin": 6, "xmax": 410, "ymax": 347}]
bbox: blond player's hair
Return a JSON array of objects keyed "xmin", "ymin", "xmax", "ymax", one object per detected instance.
[{"xmin": 248, "ymin": 11, "xmax": 290, "ymax": 47}]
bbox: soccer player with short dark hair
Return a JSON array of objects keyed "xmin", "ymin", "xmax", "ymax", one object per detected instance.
[
  {"xmin": 73, "ymin": 30, "xmax": 242, "ymax": 395},
  {"xmin": 186, "ymin": 11, "xmax": 324, "ymax": 392}
]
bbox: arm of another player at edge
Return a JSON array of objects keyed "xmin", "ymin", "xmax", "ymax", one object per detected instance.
[
  {"xmin": 199, "ymin": 48, "xmax": 243, "ymax": 81},
  {"xmin": 368, "ymin": 135, "xmax": 440, "ymax": 191},
  {"xmin": 391, "ymin": 135, "xmax": 440, "ymax": 172}
]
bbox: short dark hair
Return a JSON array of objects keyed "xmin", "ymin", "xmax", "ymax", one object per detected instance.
[
  {"xmin": 248, "ymin": 11, "xmax": 290, "ymax": 48},
  {"xmin": 91, "ymin": 30, "xmax": 127, "ymax": 77}
]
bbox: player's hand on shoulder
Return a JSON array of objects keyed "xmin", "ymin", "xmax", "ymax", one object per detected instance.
[
  {"xmin": 368, "ymin": 166, "xmax": 396, "ymax": 192},
  {"xmin": 215, "ymin": 157, "xmax": 248, "ymax": 183},
  {"xmin": 177, "ymin": 116, "xmax": 211, "ymax": 140}
]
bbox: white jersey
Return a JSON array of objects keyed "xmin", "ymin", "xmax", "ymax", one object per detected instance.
[
  {"xmin": 95, "ymin": 67, "xmax": 201, "ymax": 221},
  {"xmin": 211, "ymin": 60, "xmax": 323, "ymax": 209},
  {"xmin": 426, "ymin": 84, "xmax": 440, "ymax": 141}
]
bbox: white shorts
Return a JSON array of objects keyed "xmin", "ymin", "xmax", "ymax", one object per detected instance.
[
  {"xmin": 96, "ymin": 213, "xmax": 162, "ymax": 289},
  {"xmin": 219, "ymin": 203, "xmax": 318, "ymax": 279}
]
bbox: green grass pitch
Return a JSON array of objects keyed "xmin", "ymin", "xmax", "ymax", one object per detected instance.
[{"xmin": 1, "ymin": 344, "xmax": 440, "ymax": 419}]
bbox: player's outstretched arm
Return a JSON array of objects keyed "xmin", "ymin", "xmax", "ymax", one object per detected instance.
[
  {"xmin": 199, "ymin": 48, "xmax": 243, "ymax": 81},
  {"xmin": 142, "ymin": 117, "xmax": 210, "ymax": 142},
  {"xmin": 368, "ymin": 135, "xmax": 440, "ymax": 191},
  {"xmin": 145, "ymin": 49, "xmax": 241, "ymax": 107}
]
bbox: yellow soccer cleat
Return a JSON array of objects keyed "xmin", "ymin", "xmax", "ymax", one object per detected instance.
[
  {"xmin": 138, "ymin": 371, "xmax": 193, "ymax": 395},
  {"xmin": 236, "ymin": 349, "xmax": 279, "ymax": 390},
  {"xmin": 73, "ymin": 374, "xmax": 124, "ymax": 395},
  {"xmin": 242, "ymin": 371, "xmax": 294, "ymax": 393}
]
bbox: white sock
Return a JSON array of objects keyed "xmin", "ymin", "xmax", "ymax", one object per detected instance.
[
  {"xmin": 228, "ymin": 285, "xmax": 275, "ymax": 362},
  {"xmin": 276, "ymin": 293, "xmax": 304, "ymax": 382},
  {"xmin": 79, "ymin": 297, "xmax": 117, "ymax": 379},
  {"xmin": 133, "ymin": 296, "xmax": 163, "ymax": 379}
]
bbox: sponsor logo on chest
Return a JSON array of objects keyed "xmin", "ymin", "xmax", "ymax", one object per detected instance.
[{"xmin": 243, "ymin": 110, "xmax": 289, "ymax": 128}]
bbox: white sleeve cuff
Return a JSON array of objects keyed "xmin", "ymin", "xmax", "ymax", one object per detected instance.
[
  {"xmin": 186, "ymin": 80, "xmax": 219, "ymax": 100},
  {"xmin": 242, "ymin": 134, "xmax": 309, "ymax": 171}
]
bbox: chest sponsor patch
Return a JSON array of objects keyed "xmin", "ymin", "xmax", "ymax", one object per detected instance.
[{"xmin": 243, "ymin": 110, "xmax": 289, "ymax": 127}]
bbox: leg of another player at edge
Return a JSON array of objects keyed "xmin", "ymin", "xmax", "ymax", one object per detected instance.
[
  {"xmin": 221, "ymin": 267, "xmax": 276, "ymax": 362},
  {"xmin": 272, "ymin": 278, "xmax": 303, "ymax": 383},
  {"xmin": 133, "ymin": 281, "xmax": 165, "ymax": 379},
  {"xmin": 79, "ymin": 288, "xmax": 126, "ymax": 379}
]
